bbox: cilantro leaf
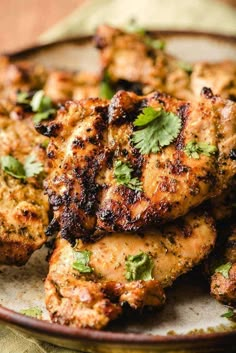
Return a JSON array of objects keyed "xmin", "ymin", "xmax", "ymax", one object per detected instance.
[
  {"xmin": 133, "ymin": 107, "xmax": 162, "ymax": 126},
  {"xmin": 73, "ymin": 250, "xmax": 93, "ymax": 273},
  {"xmin": 125, "ymin": 19, "xmax": 146, "ymax": 35},
  {"xmin": 24, "ymin": 154, "xmax": 44, "ymax": 178},
  {"xmin": 33, "ymin": 109, "xmax": 56, "ymax": 124},
  {"xmin": 0, "ymin": 156, "xmax": 25, "ymax": 179},
  {"xmin": 215, "ymin": 262, "xmax": 232, "ymax": 279},
  {"xmin": 99, "ymin": 72, "xmax": 114, "ymax": 99},
  {"xmin": 178, "ymin": 61, "xmax": 193, "ymax": 73},
  {"xmin": 184, "ymin": 141, "xmax": 218, "ymax": 159},
  {"xmin": 16, "ymin": 92, "xmax": 31, "ymax": 105},
  {"xmin": 114, "ymin": 160, "xmax": 142, "ymax": 191},
  {"xmin": 20, "ymin": 307, "xmax": 42, "ymax": 319},
  {"xmin": 132, "ymin": 107, "xmax": 182, "ymax": 154},
  {"xmin": 144, "ymin": 37, "xmax": 166, "ymax": 50},
  {"xmin": 125, "ymin": 252, "xmax": 154, "ymax": 281},
  {"xmin": 221, "ymin": 309, "xmax": 235, "ymax": 320},
  {"xmin": 0, "ymin": 154, "xmax": 43, "ymax": 180}
]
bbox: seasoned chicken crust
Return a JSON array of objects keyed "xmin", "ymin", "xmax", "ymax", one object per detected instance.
[
  {"xmin": 0, "ymin": 100, "xmax": 49, "ymax": 265},
  {"xmin": 45, "ymin": 211, "xmax": 216, "ymax": 329},
  {"xmin": 42, "ymin": 89, "xmax": 236, "ymax": 242}
]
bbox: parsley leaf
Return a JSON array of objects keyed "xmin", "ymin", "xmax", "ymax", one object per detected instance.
[
  {"xmin": 20, "ymin": 307, "xmax": 42, "ymax": 319},
  {"xmin": 125, "ymin": 252, "xmax": 154, "ymax": 281},
  {"xmin": 0, "ymin": 155, "xmax": 43, "ymax": 180},
  {"xmin": 178, "ymin": 61, "xmax": 193, "ymax": 74},
  {"xmin": 0, "ymin": 156, "xmax": 25, "ymax": 179},
  {"xmin": 184, "ymin": 141, "xmax": 218, "ymax": 159},
  {"xmin": 221, "ymin": 309, "xmax": 235, "ymax": 320},
  {"xmin": 132, "ymin": 107, "xmax": 182, "ymax": 154},
  {"xmin": 24, "ymin": 154, "xmax": 44, "ymax": 178},
  {"xmin": 215, "ymin": 262, "xmax": 232, "ymax": 279},
  {"xmin": 72, "ymin": 250, "xmax": 93, "ymax": 273},
  {"xmin": 99, "ymin": 72, "xmax": 114, "ymax": 99},
  {"xmin": 114, "ymin": 160, "xmax": 142, "ymax": 191}
]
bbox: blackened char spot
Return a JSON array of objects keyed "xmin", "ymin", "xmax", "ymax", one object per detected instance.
[
  {"xmin": 46, "ymin": 218, "xmax": 60, "ymax": 237},
  {"xmin": 229, "ymin": 149, "xmax": 236, "ymax": 160},
  {"xmin": 176, "ymin": 103, "xmax": 190, "ymax": 150},
  {"xmin": 168, "ymin": 159, "xmax": 189, "ymax": 175},
  {"xmin": 35, "ymin": 122, "xmax": 61, "ymax": 137},
  {"xmin": 201, "ymin": 87, "xmax": 214, "ymax": 99}
]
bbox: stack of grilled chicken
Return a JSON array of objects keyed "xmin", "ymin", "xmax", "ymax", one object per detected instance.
[{"xmin": 0, "ymin": 25, "xmax": 236, "ymax": 330}]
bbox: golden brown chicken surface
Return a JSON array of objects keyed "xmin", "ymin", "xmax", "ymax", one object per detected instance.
[
  {"xmin": 0, "ymin": 100, "xmax": 49, "ymax": 265},
  {"xmin": 45, "ymin": 210, "xmax": 215, "ymax": 329},
  {"xmin": 42, "ymin": 89, "xmax": 236, "ymax": 241},
  {"xmin": 210, "ymin": 223, "xmax": 236, "ymax": 305},
  {"xmin": 95, "ymin": 25, "xmax": 192, "ymax": 100}
]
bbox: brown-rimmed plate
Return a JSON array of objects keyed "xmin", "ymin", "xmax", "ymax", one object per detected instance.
[{"xmin": 0, "ymin": 30, "xmax": 236, "ymax": 353}]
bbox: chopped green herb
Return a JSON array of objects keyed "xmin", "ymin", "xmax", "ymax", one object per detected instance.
[
  {"xmin": 0, "ymin": 154, "xmax": 43, "ymax": 180},
  {"xmin": 99, "ymin": 72, "xmax": 114, "ymax": 99},
  {"xmin": 41, "ymin": 139, "xmax": 49, "ymax": 149},
  {"xmin": 0, "ymin": 156, "xmax": 25, "ymax": 179},
  {"xmin": 24, "ymin": 154, "xmax": 44, "ymax": 178},
  {"xmin": 73, "ymin": 250, "xmax": 93, "ymax": 273},
  {"xmin": 215, "ymin": 262, "xmax": 232, "ymax": 279},
  {"xmin": 184, "ymin": 141, "xmax": 218, "ymax": 159},
  {"xmin": 114, "ymin": 160, "xmax": 142, "ymax": 191},
  {"xmin": 30, "ymin": 90, "xmax": 51, "ymax": 112},
  {"xmin": 132, "ymin": 107, "xmax": 181, "ymax": 154},
  {"xmin": 125, "ymin": 252, "xmax": 154, "ymax": 281},
  {"xmin": 144, "ymin": 37, "xmax": 165, "ymax": 50},
  {"xmin": 178, "ymin": 61, "xmax": 193, "ymax": 73},
  {"xmin": 125, "ymin": 19, "xmax": 146, "ymax": 35},
  {"xmin": 20, "ymin": 307, "xmax": 43, "ymax": 319},
  {"xmin": 16, "ymin": 91, "xmax": 31, "ymax": 104},
  {"xmin": 221, "ymin": 308, "xmax": 235, "ymax": 319},
  {"xmin": 33, "ymin": 108, "xmax": 56, "ymax": 124}
]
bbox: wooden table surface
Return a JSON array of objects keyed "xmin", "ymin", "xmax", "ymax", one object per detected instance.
[
  {"xmin": 0, "ymin": 0, "xmax": 86, "ymax": 53},
  {"xmin": 0, "ymin": 0, "xmax": 235, "ymax": 54}
]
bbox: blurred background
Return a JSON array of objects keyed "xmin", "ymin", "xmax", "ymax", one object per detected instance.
[{"xmin": 0, "ymin": 0, "xmax": 236, "ymax": 54}]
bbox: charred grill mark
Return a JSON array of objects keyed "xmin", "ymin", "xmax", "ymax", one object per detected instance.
[
  {"xmin": 35, "ymin": 122, "xmax": 62, "ymax": 137},
  {"xmin": 175, "ymin": 103, "xmax": 190, "ymax": 150}
]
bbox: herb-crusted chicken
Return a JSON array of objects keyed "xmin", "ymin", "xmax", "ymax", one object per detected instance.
[
  {"xmin": 0, "ymin": 100, "xmax": 49, "ymax": 265},
  {"xmin": 45, "ymin": 211, "xmax": 216, "ymax": 329},
  {"xmin": 42, "ymin": 89, "xmax": 236, "ymax": 241}
]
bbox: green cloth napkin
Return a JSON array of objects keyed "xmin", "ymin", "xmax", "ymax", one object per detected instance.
[{"xmin": 1, "ymin": 0, "xmax": 236, "ymax": 352}]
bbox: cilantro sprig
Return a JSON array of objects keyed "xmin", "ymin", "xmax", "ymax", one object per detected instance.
[
  {"xmin": 184, "ymin": 141, "xmax": 218, "ymax": 159},
  {"xmin": 221, "ymin": 308, "xmax": 236, "ymax": 321},
  {"xmin": 20, "ymin": 307, "xmax": 43, "ymax": 319},
  {"xmin": 16, "ymin": 90, "xmax": 56, "ymax": 124},
  {"xmin": 72, "ymin": 250, "xmax": 93, "ymax": 273},
  {"xmin": 114, "ymin": 160, "xmax": 142, "ymax": 191},
  {"xmin": 215, "ymin": 262, "xmax": 232, "ymax": 279},
  {"xmin": 0, "ymin": 155, "xmax": 43, "ymax": 180},
  {"xmin": 125, "ymin": 252, "xmax": 154, "ymax": 281},
  {"xmin": 132, "ymin": 107, "xmax": 182, "ymax": 154}
]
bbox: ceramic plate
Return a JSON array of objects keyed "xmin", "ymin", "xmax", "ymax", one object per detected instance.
[{"xmin": 0, "ymin": 31, "xmax": 236, "ymax": 353}]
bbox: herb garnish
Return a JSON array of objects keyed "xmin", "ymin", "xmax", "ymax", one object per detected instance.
[
  {"xmin": 144, "ymin": 37, "xmax": 166, "ymax": 50},
  {"xmin": 184, "ymin": 141, "xmax": 218, "ymax": 159},
  {"xmin": 132, "ymin": 107, "xmax": 182, "ymax": 154},
  {"xmin": 125, "ymin": 252, "xmax": 154, "ymax": 281},
  {"xmin": 114, "ymin": 160, "xmax": 143, "ymax": 191},
  {"xmin": 20, "ymin": 307, "xmax": 43, "ymax": 319},
  {"xmin": 0, "ymin": 154, "xmax": 43, "ymax": 180},
  {"xmin": 16, "ymin": 90, "xmax": 56, "ymax": 124},
  {"xmin": 221, "ymin": 308, "xmax": 235, "ymax": 320},
  {"xmin": 178, "ymin": 61, "xmax": 193, "ymax": 74},
  {"xmin": 99, "ymin": 72, "xmax": 115, "ymax": 99},
  {"xmin": 72, "ymin": 250, "xmax": 93, "ymax": 273},
  {"xmin": 215, "ymin": 262, "xmax": 232, "ymax": 279}
]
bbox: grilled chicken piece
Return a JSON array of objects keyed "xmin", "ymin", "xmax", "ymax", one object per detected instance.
[
  {"xmin": 0, "ymin": 100, "xmax": 49, "ymax": 265},
  {"xmin": 191, "ymin": 61, "xmax": 236, "ymax": 101},
  {"xmin": 42, "ymin": 89, "xmax": 236, "ymax": 241},
  {"xmin": 0, "ymin": 56, "xmax": 48, "ymax": 101},
  {"xmin": 45, "ymin": 211, "xmax": 215, "ymax": 329},
  {"xmin": 95, "ymin": 25, "xmax": 192, "ymax": 100},
  {"xmin": 210, "ymin": 180, "xmax": 236, "ymax": 221},
  {"xmin": 210, "ymin": 223, "xmax": 236, "ymax": 305},
  {"xmin": 44, "ymin": 70, "xmax": 100, "ymax": 102}
]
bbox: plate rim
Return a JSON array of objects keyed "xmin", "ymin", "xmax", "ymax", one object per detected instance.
[{"xmin": 1, "ymin": 29, "xmax": 236, "ymax": 347}]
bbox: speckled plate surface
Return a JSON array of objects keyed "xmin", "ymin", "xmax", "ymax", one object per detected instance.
[{"xmin": 0, "ymin": 31, "xmax": 236, "ymax": 353}]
